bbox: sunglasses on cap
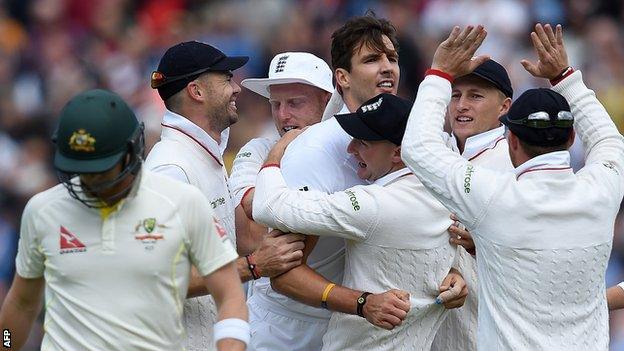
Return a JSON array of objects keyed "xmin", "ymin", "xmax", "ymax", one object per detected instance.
[
  {"xmin": 506, "ymin": 111, "xmax": 574, "ymax": 129},
  {"xmin": 150, "ymin": 67, "xmax": 214, "ymax": 89}
]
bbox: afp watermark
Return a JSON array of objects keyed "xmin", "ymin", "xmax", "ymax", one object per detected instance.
[{"xmin": 2, "ymin": 329, "xmax": 10, "ymax": 348}]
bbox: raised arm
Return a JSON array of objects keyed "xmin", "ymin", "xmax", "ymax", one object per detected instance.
[
  {"xmin": 401, "ymin": 26, "xmax": 500, "ymax": 229},
  {"xmin": 521, "ymin": 23, "xmax": 624, "ymax": 189}
]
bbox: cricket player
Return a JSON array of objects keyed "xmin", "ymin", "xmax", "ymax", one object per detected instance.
[
  {"xmin": 230, "ymin": 51, "xmax": 334, "ymax": 256},
  {"xmin": 245, "ymin": 14, "xmax": 466, "ymax": 351},
  {"xmin": 432, "ymin": 58, "xmax": 514, "ymax": 351},
  {"xmin": 0, "ymin": 89, "xmax": 248, "ymax": 351},
  {"xmin": 146, "ymin": 41, "xmax": 304, "ymax": 350},
  {"xmin": 253, "ymin": 93, "xmax": 465, "ymax": 351},
  {"xmin": 402, "ymin": 24, "xmax": 624, "ymax": 349}
]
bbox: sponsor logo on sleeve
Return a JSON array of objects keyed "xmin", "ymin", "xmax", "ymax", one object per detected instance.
[
  {"xmin": 464, "ymin": 164, "xmax": 475, "ymax": 194},
  {"xmin": 235, "ymin": 152, "xmax": 252, "ymax": 159},
  {"xmin": 344, "ymin": 190, "xmax": 361, "ymax": 211},
  {"xmin": 210, "ymin": 197, "xmax": 226, "ymax": 209}
]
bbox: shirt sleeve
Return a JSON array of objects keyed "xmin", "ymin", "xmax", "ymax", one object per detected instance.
[
  {"xmin": 150, "ymin": 164, "xmax": 191, "ymax": 184},
  {"xmin": 229, "ymin": 139, "xmax": 271, "ymax": 207},
  {"xmin": 183, "ymin": 188, "xmax": 238, "ymax": 277},
  {"xmin": 15, "ymin": 198, "xmax": 45, "ymax": 278},
  {"xmin": 401, "ymin": 74, "xmax": 502, "ymax": 231},
  {"xmin": 552, "ymin": 70, "xmax": 624, "ymax": 201},
  {"xmin": 253, "ymin": 166, "xmax": 378, "ymax": 241}
]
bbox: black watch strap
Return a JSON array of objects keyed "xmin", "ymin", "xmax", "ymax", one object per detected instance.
[{"xmin": 356, "ymin": 292, "xmax": 372, "ymax": 317}]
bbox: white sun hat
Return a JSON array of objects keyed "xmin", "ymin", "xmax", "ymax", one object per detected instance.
[{"xmin": 241, "ymin": 52, "xmax": 334, "ymax": 98}]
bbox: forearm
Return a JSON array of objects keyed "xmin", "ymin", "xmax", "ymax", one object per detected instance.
[
  {"xmin": 551, "ymin": 71, "xmax": 624, "ymax": 164},
  {"xmin": 270, "ymin": 264, "xmax": 361, "ymax": 314},
  {"xmin": 401, "ymin": 74, "xmax": 470, "ymax": 215},
  {"xmin": 235, "ymin": 204, "xmax": 266, "ymax": 256},
  {"xmin": 206, "ymin": 262, "xmax": 248, "ymax": 351},
  {"xmin": 607, "ymin": 284, "xmax": 624, "ymax": 311},
  {"xmin": 0, "ymin": 277, "xmax": 44, "ymax": 349},
  {"xmin": 0, "ymin": 301, "xmax": 39, "ymax": 349}
]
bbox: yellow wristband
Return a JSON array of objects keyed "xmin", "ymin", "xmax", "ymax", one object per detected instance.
[{"xmin": 321, "ymin": 283, "xmax": 336, "ymax": 309}]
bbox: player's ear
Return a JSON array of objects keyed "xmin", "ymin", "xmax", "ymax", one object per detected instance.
[
  {"xmin": 335, "ymin": 68, "xmax": 350, "ymax": 91},
  {"xmin": 392, "ymin": 145, "xmax": 402, "ymax": 163},
  {"xmin": 186, "ymin": 81, "xmax": 203, "ymax": 102}
]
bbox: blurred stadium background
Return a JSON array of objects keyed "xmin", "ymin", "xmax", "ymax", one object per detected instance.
[{"xmin": 1, "ymin": 0, "xmax": 624, "ymax": 349}]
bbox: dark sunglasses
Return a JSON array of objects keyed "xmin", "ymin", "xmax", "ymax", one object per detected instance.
[
  {"xmin": 506, "ymin": 110, "xmax": 573, "ymax": 129},
  {"xmin": 150, "ymin": 67, "xmax": 213, "ymax": 89}
]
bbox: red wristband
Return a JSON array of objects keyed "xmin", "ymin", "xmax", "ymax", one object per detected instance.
[
  {"xmin": 425, "ymin": 68, "xmax": 454, "ymax": 83},
  {"xmin": 549, "ymin": 66, "xmax": 574, "ymax": 86},
  {"xmin": 259, "ymin": 163, "xmax": 280, "ymax": 171}
]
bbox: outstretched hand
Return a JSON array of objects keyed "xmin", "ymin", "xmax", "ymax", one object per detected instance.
[
  {"xmin": 521, "ymin": 23, "xmax": 569, "ymax": 80},
  {"xmin": 431, "ymin": 25, "xmax": 489, "ymax": 78}
]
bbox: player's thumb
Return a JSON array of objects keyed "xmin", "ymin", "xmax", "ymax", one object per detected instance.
[
  {"xmin": 469, "ymin": 55, "xmax": 490, "ymax": 71},
  {"xmin": 520, "ymin": 59, "xmax": 537, "ymax": 75},
  {"xmin": 435, "ymin": 284, "xmax": 461, "ymax": 305}
]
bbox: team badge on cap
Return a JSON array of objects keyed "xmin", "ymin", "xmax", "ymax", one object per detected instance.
[{"xmin": 68, "ymin": 129, "xmax": 96, "ymax": 152}]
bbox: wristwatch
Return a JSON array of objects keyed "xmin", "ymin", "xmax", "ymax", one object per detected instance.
[{"xmin": 356, "ymin": 292, "xmax": 372, "ymax": 317}]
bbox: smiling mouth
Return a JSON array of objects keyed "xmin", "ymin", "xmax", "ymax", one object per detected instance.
[
  {"xmin": 377, "ymin": 81, "xmax": 394, "ymax": 90},
  {"xmin": 282, "ymin": 126, "xmax": 298, "ymax": 133},
  {"xmin": 455, "ymin": 116, "xmax": 473, "ymax": 123},
  {"xmin": 229, "ymin": 101, "xmax": 237, "ymax": 111}
]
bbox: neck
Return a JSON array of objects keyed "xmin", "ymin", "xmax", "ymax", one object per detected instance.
[
  {"xmin": 172, "ymin": 106, "xmax": 223, "ymax": 144},
  {"xmin": 341, "ymin": 91, "xmax": 361, "ymax": 113},
  {"xmin": 455, "ymin": 136, "xmax": 467, "ymax": 154}
]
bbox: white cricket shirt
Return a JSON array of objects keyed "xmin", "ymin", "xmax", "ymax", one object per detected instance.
[
  {"xmin": 402, "ymin": 71, "xmax": 624, "ymax": 350},
  {"xmin": 250, "ymin": 105, "xmax": 364, "ymax": 321},
  {"xmin": 15, "ymin": 171, "xmax": 238, "ymax": 351},
  {"xmin": 432, "ymin": 125, "xmax": 513, "ymax": 351},
  {"xmin": 253, "ymin": 166, "xmax": 455, "ymax": 350},
  {"xmin": 145, "ymin": 110, "xmax": 236, "ymax": 350}
]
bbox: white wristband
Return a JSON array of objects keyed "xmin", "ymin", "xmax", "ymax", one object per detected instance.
[
  {"xmin": 214, "ymin": 318, "xmax": 250, "ymax": 346},
  {"xmin": 618, "ymin": 281, "xmax": 624, "ymax": 292}
]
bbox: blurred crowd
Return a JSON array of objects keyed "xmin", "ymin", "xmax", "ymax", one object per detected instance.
[{"xmin": 1, "ymin": 0, "xmax": 624, "ymax": 349}]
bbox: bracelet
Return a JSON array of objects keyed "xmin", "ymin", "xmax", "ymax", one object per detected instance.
[
  {"xmin": 356, "ymin": 292, "xmax": 372, "ymax": 317},
  {"xmin": 321, "ymin": 283, "xmax": 336, "ymax": 309},
  {"xmin": 245, "ymin": 254, "xmax": 261, "ymax": 280},
  {"xmin": 549, "ymin": 66, "xmax": 574, "ymax": 86},
  {"xmin": 214, "ymin": 318, "xmax": 250, "ymax": 346},
  {"xmin": 425, "ymin": 68, "xmax": 454, "ymax": 83}
]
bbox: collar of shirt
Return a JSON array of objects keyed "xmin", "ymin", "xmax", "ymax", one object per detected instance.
[
  {"xmin": 161, "ymin": 109, "xmax": 229, "ymax": 158},
  {"xmin": 514, "ymin": 150, "xmax": 571, "ymax": 178},
  {"xmin": 454, "ymin": 125, "xmax": 506, "ymax": 161},
  {"xmin": 374, "ymin": 167, "xmax": 412, "ymax": 187}
]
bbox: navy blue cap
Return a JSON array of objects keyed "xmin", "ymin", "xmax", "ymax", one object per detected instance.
[
  {"xmin": 464, "ymin": 59, "xmax": 513, "ymax": 98},
  {"xmin": 500, "ymin": 88, "xmax": 573, "ymax": 147},
  {"xmin": 336, "ymin": 93, "xmax": 413, "ymax": 145},
  {"xmin": 153, "ymin": 41, "xmax": 249, "ymax": 100}
]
